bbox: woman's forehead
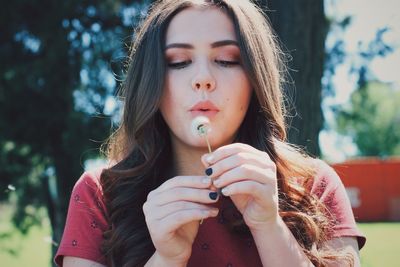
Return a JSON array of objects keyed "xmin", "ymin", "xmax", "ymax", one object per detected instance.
[{"xmin": 165, "ymin": 6, "xmax": 236, "ymax": 44}]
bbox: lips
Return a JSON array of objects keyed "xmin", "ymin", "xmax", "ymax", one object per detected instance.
[{"xmin": 189, "ymin": 100, "xmax": 219, "ymax": 118}]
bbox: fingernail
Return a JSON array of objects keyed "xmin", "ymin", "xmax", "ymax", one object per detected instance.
[
  {"xmin": 206, "ymin": 155, "xmax": 214, "ymax": 163},
  {"xmin": 202, "ymin": 177, "xmax": 211, "ymax": 184},
  {"xmin": 213, "ymin": 179, "xmax": 220, "ymax": 187},
  {"xmin": 221, "ymin": 187, "xmax": 228, "ymax": 196},
  {"xmin": 209, "ymin": 191, "xmax": 219, "ymax": 200},
  {"xmin": 205, "ymin": 167, "xmax": 213, "ymax": 176}
]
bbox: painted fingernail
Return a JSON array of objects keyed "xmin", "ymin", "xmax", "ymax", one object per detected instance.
[
  {"xmin": 221, "ymin": 187, "xmax": 228, "ymax": 196},
  {"xmin": 202, "ymin": 177, "xmax": 211, "ymax": 184},
  {"xmin": 209, "ymin": 191, "xmax": 219, "ymax": 200},
  {"xmin": 206, "ymin": 155, "xmax": 214, "ymax": 163},
  {"xmin": 205, "ymin": 167, "xmax": 213, "ymax": 176},
  {"xmin": 213, "ymin": 179, "xmax": 220, "ymax": 187}
]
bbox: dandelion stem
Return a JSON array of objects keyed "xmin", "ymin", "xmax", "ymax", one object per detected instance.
[
  {"xmin": 204, "ymin": 134, "xmax": 212, "ymax": 154},
  {"xmin": 200, "ymin": 129, "xmax": 212, "ymax": 226}
]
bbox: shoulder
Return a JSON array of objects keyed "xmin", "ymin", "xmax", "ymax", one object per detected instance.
[
  {"xmin": 307, "ymin": 159, "xmax": 351, "ymax": 222},
  {"xmin": 54, "ymin": 167, "xmax": 110, "ymax": 266},
  {"xmin": 308, "ymin": 159, "xmax": 367, "ymax": 249},
  {"xmin": 73, "ymin": 168, "xmax": 104, "ymax": 195},
  {"xmin": 70, "ymin": 167, "xmax": 109, "ymax": 216},
  {"xmin": 309, "ymin": 159, "xmax": 344, "ymax": 198},
  {"xmin": 72, "ymin": 159, "xmax": 117, "ymax": 197}
]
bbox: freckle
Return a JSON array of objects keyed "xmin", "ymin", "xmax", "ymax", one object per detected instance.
[{"xmin": 226, "ymin": 98, "xmax": 230, "ymax": 102}]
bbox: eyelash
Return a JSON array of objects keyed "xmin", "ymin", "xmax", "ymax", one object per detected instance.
[{"xmin": 168, "ymin": 60, "xmax": 239, "ymax": 69}]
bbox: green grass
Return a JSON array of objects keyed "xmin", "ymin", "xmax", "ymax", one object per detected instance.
[
  {"xmin": 358, "ymin": 223, "xmax": 400, "ymax": 267},
  {"xmin": 0, "ymin": 203, "xmax": 399, "ymax": 266},
  {"xmin": 0, "ymin": 204, "xmax": 51, "ymax": 267}
]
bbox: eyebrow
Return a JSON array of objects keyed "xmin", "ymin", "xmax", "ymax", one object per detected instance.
[{"xmin": 165, "ymin": 40, "xmax": 239, "ymax": 50}]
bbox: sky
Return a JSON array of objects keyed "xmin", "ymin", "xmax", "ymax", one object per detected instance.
[{"xmin": 320, "ymin": 0, "xmax": 400, "ymax": 163}]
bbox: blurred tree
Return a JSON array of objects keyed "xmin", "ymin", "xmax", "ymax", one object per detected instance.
[
  {"xmin": 261, "ymin": 0, "xmax": 329, "ymax": 156},
  {"xmin": 337, "ymin": 82, "xmax": 400, "ymax": 156},
  {"xmin": 327, "ymin": 24, "xmax": 396, "ymax": 158},
  {"xmin": 0, "ymin": 0, "xmax": 149, "ymax": 263},
  {"xmin": 352, "ymin": 27, "xmax": 394, "ymax": 88}
]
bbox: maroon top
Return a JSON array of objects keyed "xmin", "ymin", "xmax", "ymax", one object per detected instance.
[{"xmin": 54, "ymin": 160, "xmax": 366, "ymax": 266}]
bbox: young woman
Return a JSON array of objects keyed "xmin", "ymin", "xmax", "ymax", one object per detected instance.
[{"xmin": 55, "ymin": 0, "xmax": 366, "ymax": 266}]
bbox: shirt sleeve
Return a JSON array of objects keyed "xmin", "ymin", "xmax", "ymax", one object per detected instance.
[
  {"xmin": 54, "ymin": 169, "xmax": 109, "ymax": 266},
  {"xmin": 311, "ymin": 160, "xmax": 366, "ymax": 250}
]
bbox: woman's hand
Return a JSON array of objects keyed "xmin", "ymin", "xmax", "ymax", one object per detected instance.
[
  {"xmin": 201, "ymin": 143, "xmax": 279, "ymax": 231},
  {"xmin": 143, "ymin": 176, "xmax": 219, "ymax": 266}
]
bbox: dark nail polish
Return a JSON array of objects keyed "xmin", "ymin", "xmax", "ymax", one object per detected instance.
[
  {"xmin": 205, "ymin": 167, "xmax": 213, "ymax": 176},
  {"xmin": 209, "ymin": 191, "xmax": 218, "ymax": 200}
]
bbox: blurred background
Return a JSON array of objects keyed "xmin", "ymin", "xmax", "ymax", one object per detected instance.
[{"xmin": 0, "ymin": 0, "xmax": 399, "ymax": 266}]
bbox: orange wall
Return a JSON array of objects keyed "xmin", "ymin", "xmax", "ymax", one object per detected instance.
[{"xmin": 332, "ymin": 158, "xmax": 400, "ymax": 222}]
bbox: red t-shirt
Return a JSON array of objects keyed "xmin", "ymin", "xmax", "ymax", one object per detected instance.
[{"xmin": 54, "ymin": 160, "xmax": 366, "ymax": 266}]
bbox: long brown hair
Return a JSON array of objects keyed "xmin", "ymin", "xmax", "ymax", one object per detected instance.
[{"xmin": 100, "ymin": 1, "xmax": 353, "ymax": 266}]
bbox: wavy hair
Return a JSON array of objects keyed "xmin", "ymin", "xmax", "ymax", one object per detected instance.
[{"xmin": 100, "ymin": 0, "xmax": 354, "ymax": 266}]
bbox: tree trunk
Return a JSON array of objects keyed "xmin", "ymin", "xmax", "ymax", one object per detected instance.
[{"xmin": 259, "ymin": 0, "xmax": 328, "ymax": 156}]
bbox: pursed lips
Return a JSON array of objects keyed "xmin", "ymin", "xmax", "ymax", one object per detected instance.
[{"xmin": 189, "ymin": 100, "xmax": 219, "ymax": 118}]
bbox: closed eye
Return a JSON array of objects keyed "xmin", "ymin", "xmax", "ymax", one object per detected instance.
[
  {"xmin": 215, "ymin": 60, "xmax": 240, "ymax": 67},
  {"xmin": 168, "ymin": 60, "xmax": 191, "ymax": 69},
  {"xmin": 168, "ymin": 60, "xmax": 239, "ymax": 69}
]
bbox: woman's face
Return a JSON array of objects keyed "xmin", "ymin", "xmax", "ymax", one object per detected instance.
[{"xmin": 160, "ymin": 6, "xmax": 252, "ymax": 150}]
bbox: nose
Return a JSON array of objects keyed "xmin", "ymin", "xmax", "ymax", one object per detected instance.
[{"xmin": 191, "ymin": 63, "xmax": 216, "ymax": 92}]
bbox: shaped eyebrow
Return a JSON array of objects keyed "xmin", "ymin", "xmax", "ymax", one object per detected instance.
[{"xmin": 165, "ymin": 40, "xmax": 239, "ymax": 50}]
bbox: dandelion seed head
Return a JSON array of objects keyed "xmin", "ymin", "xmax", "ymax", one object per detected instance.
[{"xmin": 191, "ymin": 116, "xmax": 211, "ymax": 137}]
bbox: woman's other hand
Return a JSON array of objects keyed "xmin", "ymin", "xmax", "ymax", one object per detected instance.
[
  {"xmin": 202, "ymin": 143, "xmax": 279, "ymax": 231},
  {"xmin": 143, "ymin": 175, "xmax": 219, "ymax": 266}
]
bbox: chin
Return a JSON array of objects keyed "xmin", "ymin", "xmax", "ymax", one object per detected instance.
[
  {"xmin": 172, "ymin": 130, "xmax": 234, "ymax": 151},
  {"xmin": 201, "ymin": 134, "xmax": 234, "ymax": 149},
  {"xmin": 191, "ymin": 138, "xmax": 211, "ymax": 149}
]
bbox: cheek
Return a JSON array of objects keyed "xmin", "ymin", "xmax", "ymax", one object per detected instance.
[
  {"xmin": 159, "ymin": 86, "xmax": 174, "ymax": 121},
  {"xmin": 159, "ymin": 80, "xmax": 186, "ymax": 128},
  {"xmin": 160, "ymin": 74, "xmax": 178, "ymax": 110},
  {"xmin": 163, "ymin": 73, "xmax": 185, "ymax": 105},
  {"xmin": 233, "ymin": 74, "xmax": 252, "ymax": 109}
]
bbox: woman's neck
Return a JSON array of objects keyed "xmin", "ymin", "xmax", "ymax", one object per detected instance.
[
  {"xmin": 168, "ymin": 131, "xmax": 238, "ymax": 176},
  {"xmin": 171, "ymin": 139, "xmax": 209, "ymax": 176}
]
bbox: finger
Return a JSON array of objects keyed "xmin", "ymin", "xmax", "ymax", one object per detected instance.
[
  {"xmin": 212, "ymin": 164, "xmax": 276, "ymax": 189},
  {"xmin": 152, "ymin": 187, "xmax": 219, "ymax": 206},
  {"xmin": 149, "ymin": 175, "xmax": 212, "ymax": 198},
  {"xmin": 205, "ymin": 152, "xmax": 275, "ymax": 179},
  {"xmin": 150, "ymin": 201, "xmax": 218, "ymax": 221},
  {"xmin": 202, "ymin": 143, "xmax": 270, "ymax": 166},
  {"xmin": 158, "ymin": 208, "xmax": 219, "ymax": 234},
  {"xmin": 220, "ymin": 180, "xmax": 274, "ymax": 201}
]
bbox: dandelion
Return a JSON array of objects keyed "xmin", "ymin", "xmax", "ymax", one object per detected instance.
[
  {"xmin": 191, "ymin": 116, "xmax": 215, "ymax": 225},
  {"xmin": 191, "ymin": 116, "xmax": 212, "ymax": 153}
]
